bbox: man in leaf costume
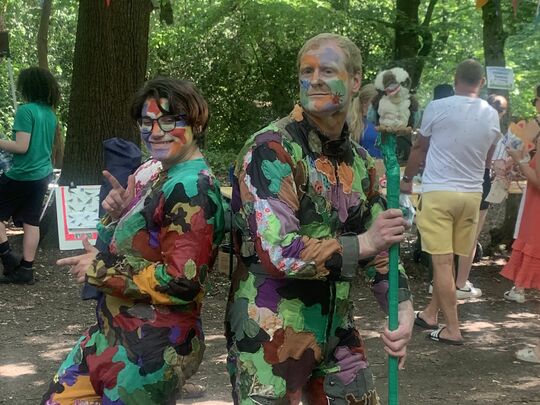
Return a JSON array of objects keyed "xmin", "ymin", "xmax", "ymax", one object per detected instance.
[{"xmin": 225, "ymin": 33, "xmax": 414, "ymax": 404}]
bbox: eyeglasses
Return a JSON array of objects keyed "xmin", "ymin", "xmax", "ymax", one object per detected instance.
[{"xmin": 137, "ymin": 115, "xmax": 187, "ymax": 133}]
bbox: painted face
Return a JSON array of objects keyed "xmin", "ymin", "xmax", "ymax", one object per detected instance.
[
  {"xmin": 299, "ymin": 42, "xmax": 358, "ymax": 115},
  {"xmin": 140, "ymin": 98, "xmax": 194, "ymax": 167}
]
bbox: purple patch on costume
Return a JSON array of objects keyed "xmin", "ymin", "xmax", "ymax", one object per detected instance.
[
  {"xmin": 329, "ymin": 184, "xmax": 360, "ymax": 223},
  {"xmin": 255, "ymin": 131, "xmax": 282, "ymax": 145},
  {"xmin": 137, "ymin": 356, "xmax": 144, "ymax": 367},
  {"xmin": 61, "ymin": 364, "xmax": 80, "ymax": 386},
  {"xmin": 372, "ymin": 279, "xmax": 389, "ymax": 313},
  {"xmin": 255, "ymin": 278, "xmax": 284, "ymax": 312},
  {"xmin": 149, "ymin": 230, "xmax": 159, "ymax": 249},
  {"xmin": 169, "ymin": 326, "xmax": 181, "ymax": 343},
  {"xmin": 248, "ymin": 212, "xmax": 258, "ymax": 236},
  {"xmin": 333, "ymin": 346, "xmax": 368, "ymax": 385},
  {"xmin": 281, "ymin": 237, "xmax": 304, "ymax": 259},
  {"xmin": 266, "ymin": 198, "xmax": 300, "ymax": 236},
  {"xmin": 102, "ymin": 396, "xmax": 126, "ymax": 405},
  {"xmin": 231, "ymin": 176, "xmax": 243, "ymax": 212}
]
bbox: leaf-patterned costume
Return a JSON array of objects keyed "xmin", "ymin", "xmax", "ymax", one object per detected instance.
[
  {"xmin": 225, "ymin": 106, "xmax": 411, "ymax": 404},
  {"xmin": 42, "ymin": 158, "xmax": 224, "ymax": 405}
]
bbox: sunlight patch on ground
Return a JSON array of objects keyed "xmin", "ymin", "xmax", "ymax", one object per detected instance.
[
  {"xmin": 212, "ymin": 354, "xmax": 228, "ymax": 364},
  {"xmin": 357, "ymin": 329, "xmax": 380, "ymax": 340},
  {"xmin": 39, "ymin": 344, "xmax": 73, "ymax": 361},
  {"xmin": 461, "ymin": 320, "xmax": 497, "ymax": 332},
  {"xmin": 0, "ymin": 362, "xmax": 37, "ymax": 377},
  {"xmin": 502, "ymin": 376, "xmax": 540, "ymax": 390},
  {"xmin": 205, "ymin": 334, "xmax": 225, "ymax": 342},
  {"xmin": 503, "ymin": 321, "xmax": 537, "ymax": 329},
  {"xmin": 506, "ymin": 312, "xmax": 538, "ymax": 319}
]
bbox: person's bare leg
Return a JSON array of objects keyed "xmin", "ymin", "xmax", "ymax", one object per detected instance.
[
  {"xmin": 0, "ymin": 221, "xmax": 7, "ymax": 244},
  {"xmin": 431, "ymin": 253, "xmax": 462, "ymax": 340},
  {"xmin": 22, "ymin": 223, "xmax": 40, "ymax": 262},
  {"xmin": 456, "ymin": 209, "xmax": 488, "ymax": 288},
  {"xmin": 420, "ymin": 281, "xmax": 440, "ymax": 326}
]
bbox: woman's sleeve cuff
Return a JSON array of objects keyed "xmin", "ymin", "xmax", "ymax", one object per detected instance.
[{"xmin": 339, "ymin": 234, "xmax": 359, "ymax": 280}]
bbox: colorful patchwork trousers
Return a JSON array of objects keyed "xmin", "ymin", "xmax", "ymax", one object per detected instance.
[
  {"xmin": 42, "ymin": 298, "xmax": 204, "ymax": 405},
  {"xmin": 225, "ymin": 268, "xmax": 380, "ymax": 404}
]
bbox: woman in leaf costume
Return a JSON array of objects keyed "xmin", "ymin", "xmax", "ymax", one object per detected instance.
[{"xmin": 42, "ymin": 78, "xmax": 225, "ymax": 404}]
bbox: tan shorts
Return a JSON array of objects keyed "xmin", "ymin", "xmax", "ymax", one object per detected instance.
[{"xmin": 416, "ymin": 191, "xmax": 482, "ymax": 256}]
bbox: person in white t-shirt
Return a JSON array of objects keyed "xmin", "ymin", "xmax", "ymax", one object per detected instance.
[{"xmin": 400, "ymin": 59, "xmax": 501, "ymax": 345}]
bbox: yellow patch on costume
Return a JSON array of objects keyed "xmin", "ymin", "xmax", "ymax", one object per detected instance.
[
  {"xmin": 50, "ymin": 375, "xmax": 101, "ymax": 404},
  {"xmin": 168, "ymin": 203, "xmax": 201, "ymax": 235},
  {"xmin": 132, "ymin": 266, "xmax": 173, "ymax": 305}
]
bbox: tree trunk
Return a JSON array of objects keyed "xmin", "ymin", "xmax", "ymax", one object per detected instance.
[
  {"xmin": 482, "ymin": 0, "xmax": 514, "ymax": 251},
  {"xmin": 37, "ymin": 0, "xmax": 52, "ymax": 70},
  {"xmin": 394, "ymin": 0, "xmax": 437, "ymax": 90},
  {"xmin": 60, "ymin": 0, "xmax": 152, "ymax": 186},
  {"xmin": 482, "ymin": 0, "xmax": 506, "ymax": 69}
]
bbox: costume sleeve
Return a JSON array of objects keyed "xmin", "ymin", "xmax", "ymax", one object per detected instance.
[
  {"xmin": 237, "ymin": 135, "xmax": 344, "ymax": 279},
  {"xmin": 353, "ymin": 152, "xmax": 411, "ymax": 312},
  {"xmin": 86, "ymin": 172, "xmax": 223, "ymax": 305},
  {"xmin": 12, "ymin": 105, "xmax": 34, "ymax": 134}
]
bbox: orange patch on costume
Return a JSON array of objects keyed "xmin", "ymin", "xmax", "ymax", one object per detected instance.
[
  {"xmin": 299, "ymin": 237, "xmax": 341, "ymax": 275},
  {"xmin": 263, "ymin": 327, "xmax": 322, "ymax": 365},
  {"xmin": 51, "ymin": 375, "xmax": 101, "ymax": 404},
  {"xmin": 314, "ymin": 156, "xmax": 336, "ymax": 185},
  {"xmin": 238, "ymin": 172, "xmax": 255, "ymax": 204},
  {"xmin": 337, "ymin": 162, "xmax": 354, "ymax": 194},
  {"xmin": 132, "ymin": 265, "xmax": 174, "ymax": 305}
]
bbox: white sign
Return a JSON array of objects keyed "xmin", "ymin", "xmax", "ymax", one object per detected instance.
[
  {"xmin": 486, "ymin": 66, "xmax": 514, "ymax": 90},
  {"xmin": 55, "ymin": 185, "xmax": 100, "ymax": 250}
]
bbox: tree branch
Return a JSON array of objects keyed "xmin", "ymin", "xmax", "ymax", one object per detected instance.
[{"xmin": 422, "ymin": 0, "xmax": 438, "ymax": 27}]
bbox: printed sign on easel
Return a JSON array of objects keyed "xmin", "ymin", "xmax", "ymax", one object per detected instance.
[{"xmin": 55, "ymin": 185, "xmax": 100, "ymax": 250}]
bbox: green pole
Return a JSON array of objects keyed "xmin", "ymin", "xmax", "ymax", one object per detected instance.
[{"xmin": 380, "ymin": 132, "xmax": 400, "ymax": 405}]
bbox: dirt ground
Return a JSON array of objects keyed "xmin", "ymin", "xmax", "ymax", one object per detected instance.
[{"xmin": 1, "ymin": 231, "xmax": 539, "ymax": 405}]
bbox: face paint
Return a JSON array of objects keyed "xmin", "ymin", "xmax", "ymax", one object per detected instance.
[
  {"xmin": 140, "ymin": 98, "xmax": 195, "ymax": 167},
  {"xmin": 298, "ymin": 42, "xmax": 352, "ymax": 115}
]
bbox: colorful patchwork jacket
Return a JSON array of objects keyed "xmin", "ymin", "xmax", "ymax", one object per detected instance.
[
  {"xmin": 88, "ymin": 157, "xmax": 225, "ymax": 357},
  {"xmin": 230, "ymin": 106, "xmax": 410, "ymax": 307}
]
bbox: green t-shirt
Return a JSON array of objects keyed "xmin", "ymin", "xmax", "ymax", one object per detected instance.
[{"xmin": 7, "ymin": 102, "xmax": 57, "ymax": 181}]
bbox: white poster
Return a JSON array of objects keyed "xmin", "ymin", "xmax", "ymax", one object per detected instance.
[
  {"xmin": 486, "ymin": 66, "xmax": 514, "ymax": 90},
  {"xmin": 55, "ymin": 185, "xmax": 100, "ymax": 250}
]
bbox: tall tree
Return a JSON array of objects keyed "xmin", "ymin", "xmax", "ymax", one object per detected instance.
[
  {"xmin": 60, "ymin": 0, "xmax": 152, "ymax": 185},
  {"xmin": 37, "ymin": 0, "xmax": 52, "ymax": 69},
  {"xmin": 482, "ymin": 0, "xmax": 507, "ymax": 69},
  {"xmin": 394, "ymin": 0, "xmax": 438, "ymax": 90}
]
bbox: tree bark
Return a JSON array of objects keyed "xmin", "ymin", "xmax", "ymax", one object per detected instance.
[
  {"xmin": 37, "ymin": 0, "xmax": 52, "ymax": 70},
  {"xmin": 393, "ymin": 0, "xmax": 438, "ymax": 90},
  {"xmin": 481, "ymin": 0, "xmax": 515, "ymax": 251},
  {"xmin": 60, "ymin": 0, "xmax": 152, "ymax": 186},
  {"xmin": 482, "ymin": 0, "xmax": 506, "ymax": 69}
]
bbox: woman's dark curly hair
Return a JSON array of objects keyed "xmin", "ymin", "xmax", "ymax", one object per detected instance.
[
  {"xmin": 17, "ymin": 67, "xmax": 61, "ymax": 108},
  {"xmin": 131, "ymin": 77, "xmax": 209, "ymax": 147}
]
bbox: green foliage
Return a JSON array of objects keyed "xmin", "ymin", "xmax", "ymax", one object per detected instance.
[
  {"xmin": 146, "ymin": 0, "xmax": 394, "ymax": 153},
  {"xmin": 0, "ymin": 0, "xmax": 77, "ymax": 136},
  {"xmin": 2, "ymin": 0, "xmax": 540, "ymax": 178}
]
